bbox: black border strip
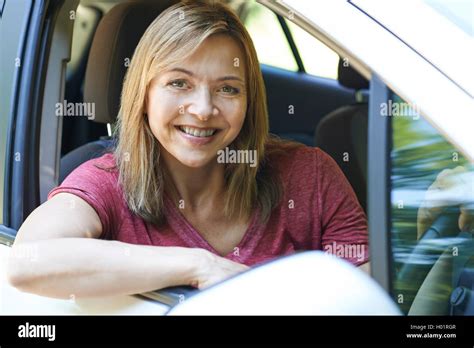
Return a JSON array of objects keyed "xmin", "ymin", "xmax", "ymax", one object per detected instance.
[{"xmin": 0, "ymin": 315, "xmax": 473, "ymax": 344}]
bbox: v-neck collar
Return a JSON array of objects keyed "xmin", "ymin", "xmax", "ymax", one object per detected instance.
[{"xmin": 163, "ymin": 194, "xmax": 261, "ymax": 259}]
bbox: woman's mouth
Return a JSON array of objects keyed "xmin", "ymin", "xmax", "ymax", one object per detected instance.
[
  {"xmin": 175, "ymin": 125, "xmax": 220, "ymax": 146},
  {"xmin": 177, "ymin": 126, "xmax": 218, "ymax": 137}
]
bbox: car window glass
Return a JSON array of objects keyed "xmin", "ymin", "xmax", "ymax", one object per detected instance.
[
  {"xmin": 286, "ymin": 20, "xmax": 339, "ymax": 79},
  {"xmin": 242, "ymin": 0, "xmax": 298, "ymax": 71},
  {"xmin": 390, "ymin": 93, "xmax": 474, "ymax": 315}
]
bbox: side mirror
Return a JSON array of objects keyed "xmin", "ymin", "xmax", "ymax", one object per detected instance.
[{"xmin": 168, "ymin": 251, "xmax": 401, "ymax": 315}]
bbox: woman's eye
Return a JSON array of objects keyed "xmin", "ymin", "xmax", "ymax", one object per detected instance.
[
  {"xmin": 220, "ymin": 85, "xmax": 239, "ymax": 95},
  {"xmin": 168, "ymin": 80, "xmax": 188, "ymax": 89}
]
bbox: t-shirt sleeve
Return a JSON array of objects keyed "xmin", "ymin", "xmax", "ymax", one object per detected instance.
[
  {"xmin": 316, "ymin": 148, "xmax": 369, "ymax": 266},
  {"xmin": 47, "ymin": 157, "xmax": 119, "ymax": 240}
]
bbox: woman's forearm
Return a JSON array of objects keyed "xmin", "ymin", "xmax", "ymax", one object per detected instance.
[{"xmin": 7, "ymin": 238, "xmax": 202, "ymax": 299}]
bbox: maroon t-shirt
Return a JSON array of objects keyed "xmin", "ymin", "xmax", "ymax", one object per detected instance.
[{"xmin": 48, "ymin": 145, "xmax": 369, "ymax": 267}]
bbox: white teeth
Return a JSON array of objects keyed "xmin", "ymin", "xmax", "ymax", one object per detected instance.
[{"xmin": 179, "ymin": 126, "xmax": 216, "ymax": 137}]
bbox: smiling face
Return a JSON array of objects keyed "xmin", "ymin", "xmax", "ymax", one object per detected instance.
[{"xmin": 146, "ymin": 34, "xmax": 247, "ymax": 168}]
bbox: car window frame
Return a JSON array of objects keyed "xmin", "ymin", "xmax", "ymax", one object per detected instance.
[
  {"xmin": 1, "ymin": 0, "xmax": 69, "ymax": 241},
  {"xmin": 367, "ymin": 74, "xmax": 393, "ymax": 292},
  {"xmin": 275, "ymin": 13, "xmax": 305, "ymax": 72},
  {"xmin": 0, "ymin": 0, "xmax": 34, "ymax": 244},
  {"xmin": 351, "ymin": 0, "xmax": 473, "ymax": 97}
]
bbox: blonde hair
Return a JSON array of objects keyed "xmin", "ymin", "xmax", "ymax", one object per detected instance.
[{"xmin": 114, "ymin": 0, "xmax": 298, "ymax": 226}]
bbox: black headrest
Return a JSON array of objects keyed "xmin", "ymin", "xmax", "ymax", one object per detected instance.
[
  {"xmin": 84, "ymin": 0, "xmax": 178, "ymax": 124},
  {"xmin": 337, "ymin": 59, "xmax": 369, "ymax": 90}
]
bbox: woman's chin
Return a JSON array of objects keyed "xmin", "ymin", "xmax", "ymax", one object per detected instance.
[{"xmin": 176, "ymin": 155, "xmax": 217, "ymax": 169}]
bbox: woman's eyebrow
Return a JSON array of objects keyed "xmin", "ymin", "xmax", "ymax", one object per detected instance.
[
  {"xmin": 169, "ymin": 67, "xmax": 194, "ymax": 76},
  {"xmin": 216, "ymin": 75, "xmax": 244, "ymax": 83},
  {"xmin": 168, "ymin": 67, "xmax": 243, "ymax": 83}
]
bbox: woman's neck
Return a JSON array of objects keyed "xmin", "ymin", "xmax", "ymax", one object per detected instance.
[{"xmin": 161, "ymin": 150, "xmax": 226, "ymax": 213}]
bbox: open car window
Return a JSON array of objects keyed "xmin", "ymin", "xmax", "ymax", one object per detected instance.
[{"xmin": 390, "ymin": 92, "xmax": 474, "ymax": 315}]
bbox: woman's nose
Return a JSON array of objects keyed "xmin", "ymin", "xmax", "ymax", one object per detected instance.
[{"xmin": 187, "ymin": 87, "xmax": 216, "ymax": 121}]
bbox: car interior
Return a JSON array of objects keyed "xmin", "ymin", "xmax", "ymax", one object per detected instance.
[
  {"xmin": 59, "ymin": 0, "xmax": 370, "ymax": 213},
  {"xmin": 57, "ymin": 1, "xmax": 474, "ymax": 316}
]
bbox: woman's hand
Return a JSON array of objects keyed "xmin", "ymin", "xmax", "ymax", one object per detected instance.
[
  {"xmin": 191, "ymin": 249, "xmax": 250, "ymax": 290},
  {"xmin": 417, "ymin": 166, "xmax": 474, "ymax": 239}
]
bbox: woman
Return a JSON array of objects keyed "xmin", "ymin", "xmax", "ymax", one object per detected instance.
[{"xmin": 7, "ymin": 1, "xmax": 369, "ymax": 299}]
